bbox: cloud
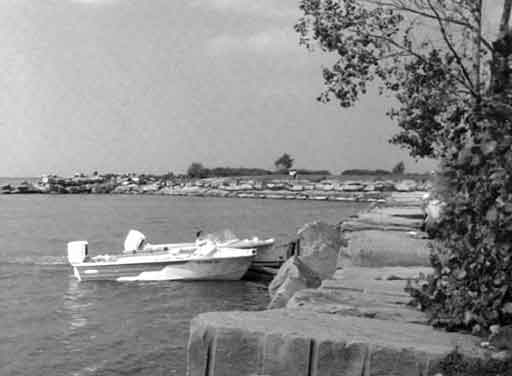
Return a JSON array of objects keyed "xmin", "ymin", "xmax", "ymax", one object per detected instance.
[
  {"xmin": 191, "ymin": 0, "xmax": 299, "ymax": 19},
  {"xmin": 207, "ymin": 28, "xmax": 301, "ymax": 56},
  {"xmin": 68, "ymin": 0, "xmax": 119, "ymax": 5}
]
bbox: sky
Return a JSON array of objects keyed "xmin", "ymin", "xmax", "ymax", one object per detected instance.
[{"xmin": 0, "ymin": 0, "xmax": 476, "ymax": 177}]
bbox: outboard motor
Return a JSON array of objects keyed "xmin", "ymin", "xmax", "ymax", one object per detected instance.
[
  {"xmin": 123, "ymin": 229, "xmax": 146, "ymax": 253},
  {"xmin": 67, "ymin": 241, "xmax": 88, "ymax": 265}
]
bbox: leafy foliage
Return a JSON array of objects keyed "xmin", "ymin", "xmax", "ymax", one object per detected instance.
[
  {"xmin": 187, "ymin": 164, "xmax": 272, "ymax": 178},
  {"xmin": 187, "ymin": 162, "xmax": 208, "ymax": 179},
  {"xmin": 274, "ymin": 153, "xmax": 294, "ymax": 170},
  {"xmin": 429, "ymin": 349, "xmax": 512, "ymax": 376},
  {"xmin": 341, "ymin": 168, "xmax": 391, "ymax": 175},
  {"xmin": 298, "ymin": 0, "xmax": 512, "ymax": 330},
  {"xmin": 294, "ymin": 169, "xmax": 331, "ymax": 175},
  {"xmin": 295, "ymin": 0, "xmax": 487, "ymax": 158},
  {"xmin": 407, "ymin": 104, "xmax": 512, "ymax": 331}
]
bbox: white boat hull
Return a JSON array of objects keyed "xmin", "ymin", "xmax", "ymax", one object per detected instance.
[{"xmin": 71, "ymin": 249, "xmax": 255, "ymax": 282}]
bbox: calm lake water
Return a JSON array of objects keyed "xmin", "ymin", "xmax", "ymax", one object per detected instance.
[{"xmin": 0, "ymin": 195, "xmax": 367, "ymax": 376}]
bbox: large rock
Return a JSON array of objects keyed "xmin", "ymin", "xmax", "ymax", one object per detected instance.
[
  {"xmin": 267, "ymin": 256, "xmax": 321, "ymax": 309},
  {"xmin": 339, "ymin": 230, "xmax": 431, "ymax": 267},
  {"xmin": 424, "ymin": 199, "xmax": 445, "ymax": 232},
  {"xmin": 394, "ymin": 179, "xmax": 418, "ymax": 192},
  {"xmin": 14, "ymin": 182, "xmax": 41, "ymax": 194},
  {"xmin": 112, "ymin": 183, "xmax": 141, "ymax": 194},
  {"xmin": 297, "ymin": 221, "xmax": 346, "ymax": 279},
  {"xmin": 187, "ymin": 309, "xmax": 485, "ymax": 376},
  {"xmin": 1, "ymin": 184, "xmax": 13, "ymax": 193}
]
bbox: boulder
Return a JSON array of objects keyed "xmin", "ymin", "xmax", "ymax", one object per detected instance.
[
  {"xmin": 424, "ymin": 199, "xmax": 445, "ymax": 232},
  {"xmin": 340, "ymin": 183, "xmax": 365, "ymax": 191},
  {"xmin": 374, "ymin": 180, "xmax": 395, "ymax": 191},
  {"xmin": 14, "ymin": 182, "xmax": 42, "ymax": 193},
  {"xmin": 267, "ymin": 256, "xmax": 321, "ymax": 309},
  {"xmin": 394, "ymin": 179, "xmax": 419, "ymax": 192},
  {"xmin": 140, "ymin": 183, "xmax": 160, "ymax": 193},
  {"xmin": 158, "ymin": 186, "xmax": 176, "ymax": 195},
  {"xmin": 290, "ymin": 184, "xmax": 304, "ymax": 191},
  {"xmin": 65, "ymin": 185, "xmax": 91, "ymax": 194},
  {"xmin": 90, "ymin": 183, "xmax": 116, "ymax": 194},
  {"xmin": 1, "ymin": 184, "xmax": 13, "ymax": 193},
  {"xmin": 297, "ymin": 221, "xmax": 346, "ymax": 279},
  {"xmin": 112, "ymin": 183, "xmax": 141, "ymax": 194}
]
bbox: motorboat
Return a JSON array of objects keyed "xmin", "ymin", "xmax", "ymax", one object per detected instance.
[
  {"xmin": 141, "ymin": 229, "xmax": 280, "ymax": 267},
  {"xmin": 67, "ymin": 230, "xmax": 256, "ymax": 282}
]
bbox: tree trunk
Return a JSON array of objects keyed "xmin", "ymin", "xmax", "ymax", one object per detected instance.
[
  {"xmin": 500, "ymin": 0, "xmax": 512, "ymax": 38},
  {"xmin": 490, "ymin": 0, "xmax": 512, "ymax": 100},
  {"xmin": 490, "ymin": 32, "xmax": 512, "ymax": 99},
  {"xmin": 472, "ymin": 0, "xmax": 482, "ymax": 99}
]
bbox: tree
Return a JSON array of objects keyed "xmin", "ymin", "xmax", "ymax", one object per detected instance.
[
  {"xmin": 187, "ymin": 162, "xmax": 208, "ymax": 179},
  {"xmin": 274, "ymin": 153, "xmax": 294, "ymax": 171},
  {"xmin": 297, "ymin": 0, "xmax": 512, "ymax": 331},
  {"xmin": 295, "ymin": 0, "xmax": 508, "ymax": 158},
  {"xmin": 391, "ymin": 161, "xmax": 405, "ymax": 174}
]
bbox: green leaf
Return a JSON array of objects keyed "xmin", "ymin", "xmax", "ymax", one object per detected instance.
[
  {"xmin": 480, "ymin": 140, "xmax": 497, "ymax": 155},
  {"xmin": 486, "ymin": 207, "xmax": 498, "ymax": 222}
]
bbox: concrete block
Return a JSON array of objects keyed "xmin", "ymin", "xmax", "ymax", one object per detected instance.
[
  {"xmin": 187, "ymin": 310, "xmax": 485, "ymax": 376},
  {"xmin": 316, "ymin": 340, "xmax": 368, "ymax": 376},
  {"xmin": 287, "ymin": 288, "xmax": 428, "ymax": 324},
  {"xmin": 339, "ymin": 231, "xmax": 431, "ymax": 267},
  {"xmin": 262, "ymin": 334, "xmax": 310, "ymax": 376},
  {"xmin": 369, "ymin": 346, "xmax": 429, "ymax": 376},
  {"xmin": 333, "ymin": 266, "xmax": 433, "ymax": 282},
  {"xmin": 211, "ymin": 329, "xmax": 263, "ymax": 376}
]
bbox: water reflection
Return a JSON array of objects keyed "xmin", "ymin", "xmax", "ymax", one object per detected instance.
[{"xmin": 62, "ymin": 279, "xmax": 92, "ymax": 331}]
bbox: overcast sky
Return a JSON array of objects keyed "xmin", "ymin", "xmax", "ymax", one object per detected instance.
[{"xmin": 0, "ymin": 0, "xmax": 470, "ymax": 177}]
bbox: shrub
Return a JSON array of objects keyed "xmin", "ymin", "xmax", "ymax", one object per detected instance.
[
  {"xmin": 274, "ymin": 153, "xmax": 294, "ymax": 171},
  {"xmin": 407, "ymin": 106, "xmax": 512, "ymax": 331},
  {"xmin": 341, "ymin": 169, "xmax": 391, "ymax": 175},
  {"xmin": 429, "ymin": 349, "xmax": 512, "ymax": 376},
  {"xmin": 187, "ymin": 163, "xmax": 208, "ymax": 179}
]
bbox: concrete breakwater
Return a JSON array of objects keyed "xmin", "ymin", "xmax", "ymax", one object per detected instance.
[
  {"xmin": 185, "ymin": 194, "xmax": 496, "ymax": 375},
  {"xmin": 0, "ymin": 174, "xmax": 431, "ymax": 202}
]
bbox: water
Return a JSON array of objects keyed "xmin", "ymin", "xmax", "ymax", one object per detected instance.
[{"xmin": 0, "ymin": 195, "xmax": 367, "ymax": 375}]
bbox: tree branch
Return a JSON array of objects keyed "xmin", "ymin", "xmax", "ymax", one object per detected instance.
[
  {"xmin": 426, "ymin": 0, "xmax": 475, "ymax": 93},
  {"xmin": 364, "ymin": 31, "xmax": 474, "ymax": 94},
  {"xmin": 358, "ymin": 0, "xmax": 494, "ymax": 52}
]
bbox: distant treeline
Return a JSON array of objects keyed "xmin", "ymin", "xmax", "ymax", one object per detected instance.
[
  {"xmin": 202, "ymin": 167, "xmax": 273, "ymax": 177},
  {"xmin": 340, "ymin": 169, "xmax": 393, "ymax": 176},
  {"xmin": 294, "ymin": 169, "xmax": 331, "ymax": 175},
  {"xmin": 187, "ymin": 163, "xmax": 331, "ymax": 178}
]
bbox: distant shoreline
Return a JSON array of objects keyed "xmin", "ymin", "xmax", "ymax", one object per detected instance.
[{"xmin": 1, "ymin": 174, "xmax": 431, "ymax": 202}]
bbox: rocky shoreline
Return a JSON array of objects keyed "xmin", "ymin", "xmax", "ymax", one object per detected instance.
[
  {"xmin": 184, "ymin": 192, "xmax": 501, "ymax": 375},
  {"xmin": 1, "ymin": 173, "xmax": 432, "ymax": 202}
]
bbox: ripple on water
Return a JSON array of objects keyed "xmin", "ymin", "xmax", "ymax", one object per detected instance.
[{"xmin": 0, "ymin": 195, "xmax": 367, "ymax": 375}]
